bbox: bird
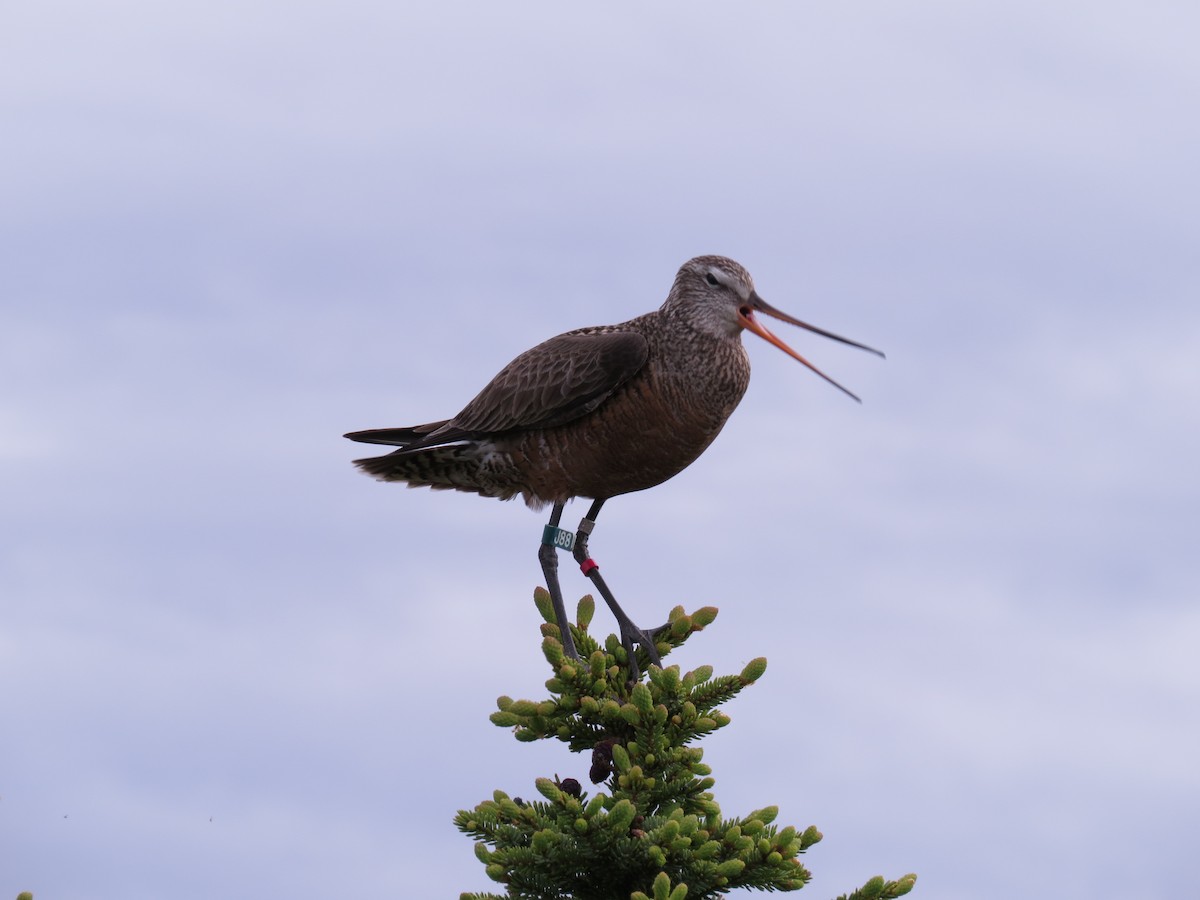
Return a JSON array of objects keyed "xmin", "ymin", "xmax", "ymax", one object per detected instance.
[{"xmin": 345, "ymin": 255, "xmax": 882, "ymax": 670}]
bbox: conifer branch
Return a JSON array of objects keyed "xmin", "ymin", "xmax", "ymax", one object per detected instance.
[{"xmin": 456, "ymin": 589, "xmax": 916, "ymax": 900}]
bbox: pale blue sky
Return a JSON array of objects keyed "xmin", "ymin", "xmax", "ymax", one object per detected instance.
[{"xmin": 3, "ymin": 2, "xmax": 1198, "ymax": 898}]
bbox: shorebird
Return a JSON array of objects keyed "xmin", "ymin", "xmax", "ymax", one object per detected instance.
[{"xmin": 346, "ymin": 255, "xmax": 882, "ymax": 669}]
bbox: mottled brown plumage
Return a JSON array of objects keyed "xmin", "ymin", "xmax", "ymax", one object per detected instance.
[{"xmin": 346, "ymin": 255, "xmax": 881, "ymax": 668}]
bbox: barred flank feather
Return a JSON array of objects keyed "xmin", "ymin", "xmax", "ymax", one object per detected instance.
[{"xmin": 352, "ymin": 445, "xmax": 526, "ymax": 503}]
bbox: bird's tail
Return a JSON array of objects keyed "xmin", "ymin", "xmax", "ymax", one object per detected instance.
[{"xmin": 351, "ymin": 443, "xmax": 522, "ymax": 501}]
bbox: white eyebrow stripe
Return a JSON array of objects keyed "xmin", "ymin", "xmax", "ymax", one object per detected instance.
[{"xmin": 709, "ymin": 265, "xmax": 751, "ymax": 300}]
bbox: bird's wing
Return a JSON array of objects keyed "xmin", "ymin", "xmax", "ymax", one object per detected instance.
[
  {"xmin": 344, "ymin": 421, "xmax": 450, "ymax": 446},
  {"xmin": 443, "ymin": 330, "xmax": 649, "ymax": 438},
  {"xmin": 343, "ymin": 330, "xmax": 649, "ymax": 452}
]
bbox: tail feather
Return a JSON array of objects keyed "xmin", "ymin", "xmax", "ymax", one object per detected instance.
[{"xmin": 351, "ymin": 444, "xmax": 523, "ymax": 502}]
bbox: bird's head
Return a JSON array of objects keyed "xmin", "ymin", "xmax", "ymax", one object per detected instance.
[{"xmin": 666, "ymin": 255, "xmax": 884, "ymax": 402}]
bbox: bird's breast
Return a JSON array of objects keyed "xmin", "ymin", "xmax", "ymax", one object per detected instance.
[{"xmin": 507, "ymin": 334, "xmax": 751, "ymax": 502}]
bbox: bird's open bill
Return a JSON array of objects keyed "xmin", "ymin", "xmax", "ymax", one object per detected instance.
[{"xmin": 737, "ymin": 293, "xmax": 885, "ymax": 403}]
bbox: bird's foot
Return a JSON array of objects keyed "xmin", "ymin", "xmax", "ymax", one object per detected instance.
[
  {"xmin": 560, "ymin": 630, "xmax": 582, "ymax": 660},
  {"xmin": 538, "ymin": 531, "xmax": 580, "ymax": 660},
  {"xmin": 618, "ymin": 620, "xmax": 667, "ymax": 678}
]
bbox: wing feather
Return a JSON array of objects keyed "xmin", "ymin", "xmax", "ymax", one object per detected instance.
[
  {"xmin": 344, "ymin": 422, "xmax": 448, "ymax": 445},
  {"xmin": 415, "ymin": 330, "xmax": 647, "ymax": 445},
  {"xmin": 451, "ymin": 331, "xmax": 647, "ymax": 434},
  {"xmin": 345, "ymin": 329, "xmax": 649, "ymax": 452}
]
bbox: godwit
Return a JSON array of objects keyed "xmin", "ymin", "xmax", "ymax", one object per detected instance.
[{"xmin": 346, "ymin": 256, "xmax": 882, "ymax": 669}]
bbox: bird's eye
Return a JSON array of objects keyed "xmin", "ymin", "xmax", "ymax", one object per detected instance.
[{"xmin": 705, "ymin": 273, "xmax": 720, "ymax": 286}]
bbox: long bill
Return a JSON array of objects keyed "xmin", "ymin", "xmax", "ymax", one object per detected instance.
[{"xmin": 737, "ymin": 292, "xmax": 885, "ymax": 403}]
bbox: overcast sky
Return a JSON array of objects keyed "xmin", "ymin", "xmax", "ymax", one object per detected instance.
[{"xmin": 3, "ymin": 2, "xmax": 1198, "ymax": 898}]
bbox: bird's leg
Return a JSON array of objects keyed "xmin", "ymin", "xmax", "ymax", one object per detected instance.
[
  {"xmin": 573, "ymin": 499, "xmax": 663, "ymax": 674},
  {"xmin": 538, "ymin": 502, "xmax": 580, "ymax": 659}
]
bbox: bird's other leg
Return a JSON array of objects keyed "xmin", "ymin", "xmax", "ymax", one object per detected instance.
[
  {"xmin": 573, "ymin": 498, "xmax": 663, "ymax": 675},
  {"xmin": 538, "ymin": 502, "xmax": 579, "ymax": 659}
]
